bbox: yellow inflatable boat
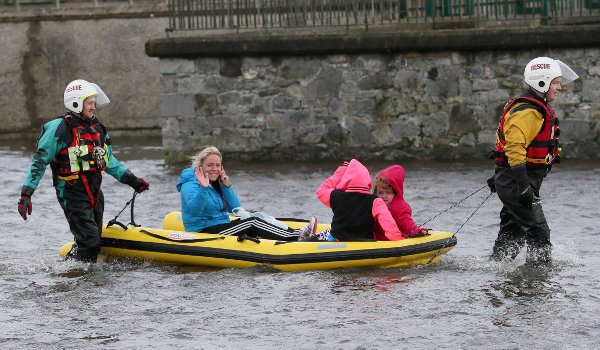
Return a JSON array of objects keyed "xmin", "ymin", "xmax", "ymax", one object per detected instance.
[{"xmin": 59, "ymin": 212, "xmax": 456, "ymax": 271}]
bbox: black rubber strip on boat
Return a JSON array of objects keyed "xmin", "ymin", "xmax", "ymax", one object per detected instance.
[{"xmin": 100, "ymin": 236, "xmax": 457, "ymax": 265}]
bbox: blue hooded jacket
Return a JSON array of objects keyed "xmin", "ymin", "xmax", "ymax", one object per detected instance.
[{"xmin": 176, "ymin": 167, "xmax": 241, "ymax": 232}]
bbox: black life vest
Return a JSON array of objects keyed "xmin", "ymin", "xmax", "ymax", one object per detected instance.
[
  {"xmin": 330, "ymin": 190, "xmax": 376, "ymax": 241},
  {"xmin": 495, "ymin": 96, "xmax": 560, "ymax": 169}
]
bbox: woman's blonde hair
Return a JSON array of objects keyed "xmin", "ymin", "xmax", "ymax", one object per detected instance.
[{"xmin": 191, "ymin": 146, "xmax": 222, "ymax": 168}]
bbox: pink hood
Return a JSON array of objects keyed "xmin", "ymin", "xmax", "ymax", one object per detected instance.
[
  {"xmin": 373, "ymin": 165, "xmax": 419, "ymax": 239},
  {"xmin": 378, "ymin": 165, "xmax": 405, "ymax": 199},
  {"xmin": 336, "ymin": 159, "xmax": 372, "ymax": 194}
]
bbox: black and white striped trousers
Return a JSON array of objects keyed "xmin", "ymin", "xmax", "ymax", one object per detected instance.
[{"xmin": 202, "ymin": 217, "xmax": 299, "ymax": 241}]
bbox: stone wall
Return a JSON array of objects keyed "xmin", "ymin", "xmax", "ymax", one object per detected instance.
[
  {"xmin": 149, "ymin": 26, "xmax": 600, "ymax": 162},
  {"xmin": 0, "ymin": 5, "xmax": 169, "ymax": 137}
]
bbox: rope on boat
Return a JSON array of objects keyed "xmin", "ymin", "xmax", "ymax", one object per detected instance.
[
  {"xmin": 107, "ymin": 191, "xmax": 140, "ymax": 230},
  {"xmin": 140, "ymin": 229, "xmax": 225, "ymax": 243},
  {"xmin": 426, "ymin": 188, "xmax": 494, "ymax": 265},
  {"xmin": 417, "ymin": 184, "xmax": 488, "ymax": 229}
]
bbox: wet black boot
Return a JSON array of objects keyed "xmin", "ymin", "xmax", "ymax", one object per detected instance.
[
  {"xmin": 526, "ymin": 244, "xmax": 552, "ymax": 266},
  {"xmin": 525, "ymin": 226, "xmax": 552, "ymax": 266},
  {"xmin": 70, "ymin": 245, "xmax": 100, "ymax": 263},
  {"xmin": 64, "ymin": 243, "xmax": 78, "ymax": 261},
  {"xmin": 491, "ymin": 229, "xmax": 526, "ymax": 261}
]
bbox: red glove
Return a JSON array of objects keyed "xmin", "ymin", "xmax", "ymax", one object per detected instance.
[
  {"xmin": 18, "ymin": 195, "xmax": 32, "ymax": 220},
  {"xmin": 133, "ymin": 178, "xmax": 149, "ymax": 193}
]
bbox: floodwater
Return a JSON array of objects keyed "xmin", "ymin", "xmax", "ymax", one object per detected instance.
[{"xmin": 1, "ymin": 137, "xmax": 599, "ymax": 349}]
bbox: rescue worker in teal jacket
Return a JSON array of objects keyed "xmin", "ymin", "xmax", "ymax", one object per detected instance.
[
  {"xmin": 18, "ymin": 79, "xmax": 149, "ymax": 262},
  {"xmin": 488, "ymin": 57, "xmax": 578, "ymax": 265}
]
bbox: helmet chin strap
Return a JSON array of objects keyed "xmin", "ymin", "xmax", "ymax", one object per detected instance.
[
  {"xmin": 72, "ymin": 111, "xmax": 95, "ymax": 120},
  {"xmin": 528, "ymin": 86, "xmax": 548, "ymax": 102}
]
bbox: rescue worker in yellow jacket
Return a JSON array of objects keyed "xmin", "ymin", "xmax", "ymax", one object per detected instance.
[
  {"xmin": 18, "ymin": 80, "xmax": 149, "ymax": 262},
  {"xmin": 487, "ymin": 57, "xmax": 578, "ymax": 265}
]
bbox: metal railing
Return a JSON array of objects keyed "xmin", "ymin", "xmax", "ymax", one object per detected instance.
[{"xmin": 166, "ymin": 0, "xmax": 600, "ymax": 31}]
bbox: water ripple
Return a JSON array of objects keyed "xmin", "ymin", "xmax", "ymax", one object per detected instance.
[{"xmin": 1, "ymin": 147, "xmax": 599, "ymax": 349}]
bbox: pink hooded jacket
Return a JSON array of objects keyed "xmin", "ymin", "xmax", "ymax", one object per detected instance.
[
  {"xmin": 373, "ymin": 165, "xmax": 422, "ymax": 240},
  {"xmin": 316, "ymin": 159, "xmax": 404, "ymax": 241}
]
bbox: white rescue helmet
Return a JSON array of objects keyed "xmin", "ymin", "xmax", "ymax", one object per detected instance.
[
  {"xmin": 64, "ymin": 79, "xmax": 110, "ymax": 113},
  {"xmin": 523, "ymin": 57, "xmax": 579, "ymax": 94}
]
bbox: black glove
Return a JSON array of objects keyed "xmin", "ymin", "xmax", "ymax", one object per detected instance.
[
  {"xmin": 132, "ymin": 178, "xmax": 149, "ymax": 193},
  {"xmin": 487, "ymin": 176, "xmax": 496, "ymax": 193},
  {"xmin": 18, "ymin": 185, "xmax": 35, "ymax": 220},
  {"xmin": 512, "ymin": 164, "xmax": 533, "ymax": 208},
  {"xmin": 121, "ymin": 170, "xmax": 149, "ymax": 193}
]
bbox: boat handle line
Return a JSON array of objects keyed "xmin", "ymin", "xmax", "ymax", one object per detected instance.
[
  {"xmin": 237, "ymin": 235, "xmax": 261, "ymax": 244},
  {"xmin": 107, "ymin": 191, "xmax": 140, "ymax": 230},
  {"xmin": 139, "ymin": 229, "xmax": 225, "ymax": 243}
]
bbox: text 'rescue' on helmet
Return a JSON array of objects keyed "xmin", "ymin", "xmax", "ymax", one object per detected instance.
[
  {"xmin": 523, "ymin": 57, "xmax": 579, "ymax": 94},
  {"xmin": 64, "ymin": 79, "xmax": 110, "ymax": 113}
]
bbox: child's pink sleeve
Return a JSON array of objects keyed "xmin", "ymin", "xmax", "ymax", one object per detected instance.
[
  {"xmin": 372, "ymin": 198, "xmax": 404, "ymax": 241},
  {"xmin": 316, "ymin": 165, "xmax": 347, "ymax": 208},
  {"xmin": 394, "ymin": 204, "xmax": 419, "ymax": 236}
]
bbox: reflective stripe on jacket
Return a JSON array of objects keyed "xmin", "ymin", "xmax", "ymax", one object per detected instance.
[
  {"xmin": 52, "ymin": 114, "xmax": 109, "ymax": 177},
  {"xmin": 22, "ymin": 113, "xmax": 130, "ymax": 190}
]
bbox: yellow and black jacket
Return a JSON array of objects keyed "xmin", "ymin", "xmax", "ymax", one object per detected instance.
[{"xmin": 495, "ymin": 91, "xmax": 560, "ymax": 169}]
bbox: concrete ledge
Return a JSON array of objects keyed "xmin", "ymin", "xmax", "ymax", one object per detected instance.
[
  {"xmin": 0, "ymin": 4, "xmax": 169, "ymax": 23},
  {"xmin": 146, "ymin": 24, "xmax": 600, "ymax": 58}
]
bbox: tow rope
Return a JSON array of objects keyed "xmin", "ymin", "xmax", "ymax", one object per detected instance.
[
  {"xmin": 106, "ymin": 191, "xmax": 140, "ymax": 230},
  {"xmin": 425, "ymin": 185, "xmax": 494, "ymax": 264},
  {"xmin": 417, "ymin": 184, "xmax": 488, "ymax": 230}
]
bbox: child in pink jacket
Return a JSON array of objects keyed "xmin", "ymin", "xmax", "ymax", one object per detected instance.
[
  {"xmin": 373, "ymin": 165, "xmax": 429, "ymax": 240},
  {"xmin": 301, "ymin": 159, "xmax": 403, "ymax": 242}
]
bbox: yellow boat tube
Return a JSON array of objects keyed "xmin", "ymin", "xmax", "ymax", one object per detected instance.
[{"xmin": 59, "ymin": 211, "xmax": 456, "ymax": 271}]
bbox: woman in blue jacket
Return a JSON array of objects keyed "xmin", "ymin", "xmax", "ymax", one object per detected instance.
[{"xmin": 176, "ymin": 146, "xmax": 317, "ymax": 241}]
